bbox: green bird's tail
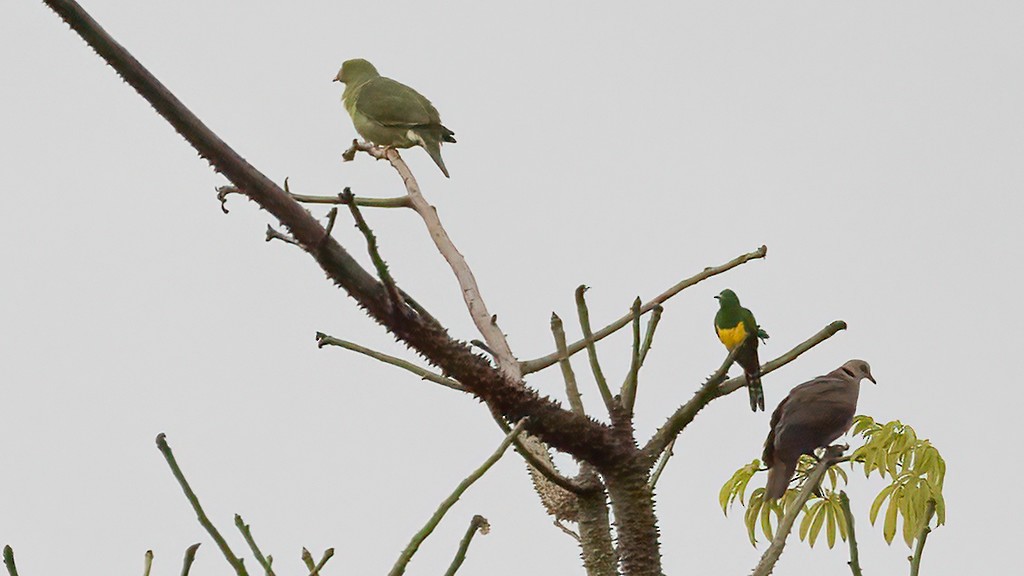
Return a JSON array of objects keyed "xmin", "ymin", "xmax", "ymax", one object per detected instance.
[
  {"xmin": 440, "ymin": 125, "xmax": 456, "ymax": 144},
  {"xmin": 420, "ymin": 134, "xmax": 450, "ymax": 178},
  {"xmin": 736, "ymin": 345, "xmax": 764, "ymax": 412},
  {"xmin": 746, "ymin": 372, "xmax": 764, "ymax": 412}
]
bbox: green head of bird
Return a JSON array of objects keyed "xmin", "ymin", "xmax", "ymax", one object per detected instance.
[
  {"xmin": 840, "ymin": 359, "xmax": 876, "ymax": 384},
  {"xmin": 334, "ymin": 58, "xmax": 380, "ymax": 85},
  {"xmin": 715, "ymin": 289, "xmax": 741, "ymax": 308}
]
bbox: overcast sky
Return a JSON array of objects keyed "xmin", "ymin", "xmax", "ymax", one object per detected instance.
[{"xmin": 2, "ymin": 1, "xmax": 1022, "ymax": 575}]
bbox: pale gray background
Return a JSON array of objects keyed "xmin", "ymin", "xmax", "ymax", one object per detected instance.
[{"xmin": 2, "ymin": 1, "xmax": 1022, "ymax": 574}]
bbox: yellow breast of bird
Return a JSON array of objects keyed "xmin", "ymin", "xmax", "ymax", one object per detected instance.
[{"xmin": 716, "ymin": 323, "xmax": 748, "ymax": 350}]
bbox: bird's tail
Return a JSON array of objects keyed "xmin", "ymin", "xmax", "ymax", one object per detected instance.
[
  {"xmin": 765, "ymin": 460, "xmax": 796, "ymax": 501},
  {"xmin": 440, "ymin": 124, "xmax": 456, "ymax": 144},
  {"xmin": 746, "ymin": 372, "xmax": 764, "ymax": 412},
  {"xmin": 421, "ymin": 136, "xmax": 450, "ymax": 178}
]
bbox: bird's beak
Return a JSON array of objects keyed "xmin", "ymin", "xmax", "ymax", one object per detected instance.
[
  {"xmin": 332, "ymin": 77, "xmax": 340, "ymax": 83},
  {"xmin": 714, "ymin": 295, "xmax": 720, "ymax": 300},
  {"xmin": 867, "ymin": 373, "xmax": 877, "ymax": 384}
]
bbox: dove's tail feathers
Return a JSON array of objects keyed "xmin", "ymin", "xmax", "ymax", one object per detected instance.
[
  {"xmin": 421, "ymin": 137, "xmax": 450, "ymax": 178},
  {"xmin": 765, "ymin": 459, "xmax": 796, "ymax": 501},
  {"xmin": 440, "ymin": 125, "xmax": 456, "ymax": 144},
  {"xmin": 747, "ymin": 374, "xmax": 765, "ymax": 412}
]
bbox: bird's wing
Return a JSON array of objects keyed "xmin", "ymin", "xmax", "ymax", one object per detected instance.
[
  {"xmin": 775, "ymin": 377, "xmax": 857, "ymax": 447},
  {"xmin": 355, "ymin": 78, "xmax": 439, "ymax": 128},
  {"xmin": 762, "ymin": 394, "xmax": 790, "ymax": 466}
]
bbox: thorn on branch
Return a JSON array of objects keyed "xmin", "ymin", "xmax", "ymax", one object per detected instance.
[
  {"xmin": 265, "ymin": 224, "xmax": 302, "ymax": 248},
  {"xmin": 216, "ymin": 185, "xmax": 243, "ymax": 214},
  {"xmin": 471, "ymin": 339, "xmax": 496, "ymax": 357},
  {"xmin": 553, "ymin": 519, "xmax": 582, "ymax": 542}
]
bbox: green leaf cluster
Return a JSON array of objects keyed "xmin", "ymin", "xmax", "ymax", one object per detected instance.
[
  {"xmin": 718, "ymin": 415, "xmax": 946, "ymax": 551},
  {"xmin": 849, "ymin": 416, "xmax": 946, "ymax": 546}
]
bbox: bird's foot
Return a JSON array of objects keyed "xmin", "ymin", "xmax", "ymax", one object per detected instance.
[{"xmin": 342, "ymin": 139, "xmax": 360, "ymax": 162}]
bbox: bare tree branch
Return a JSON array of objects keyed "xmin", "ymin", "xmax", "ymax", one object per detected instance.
[
  {"xmin": 41, "ymin": 0, "xmax": 621, "ymax": 466},
  {"xmin": 180, "ymin": 544, "xmax": 201, "ymax": 576},
  {"xmin": 315, "ymin": 332, "xmax": 465, "ymax": 392},
  {"xmin": 235, "ymin": 515, "xmax": 275, "ymax": 576},
  {"xmin": 751, "ymin": 445, "xmax": 846, "ymax": 576},
  {"xmin": 442, "ymin": 515, "xmax": 490, "ymax": 576},
  {"xmin": 341, "ymin": 189, "xmax": 405, "ymax": 310},
  {"xmin": 301, "ymin": 548, "xmax": 334, "ymax": 576},
  {"xmin": 388, "ymin": 420, "xmax": 527, "ymax": 576},
  {"xmin": 642, "ymin": 321, "xmax": 847, "ymax": 464},
  {"xmin": 2, "ymin": 546, "xmax": 17, "ymax": 576},
  {"xmin": 155, "ymin": 434, "xmax": 249, "ymax": 576},
  {"xmin": 551, "ymin": 313, "xmax": 586, "ymax": 416},
  {"xmin": 621, "ymin": 297, "xmax": 643, "ymax": 413},
  {"xmin": 488, "ymin": 410, "xmax": 587, "ymax": 495},
  {"xmin": 638, "ymin": 304, "xmax": 663, "ymax": 367},
  {"xmin": 143, "ymin": 550, "xmax": 154, "ymax": 576},
  {"xmin": 718, "ymin": 320, "xmax": 849, "ymax": 396},
  {"xmin": 648, "ymin": 438, "xmax": 676, "ymax": 489},
  {"xmin": 348, "ymin": 142, "xmax": 521, "ymax": 380},
  {"xmin": 575, "ymin": 286, "xmax": 616, "ymax": 413},
  {"xmin": 520, "ymin": 245, "xmax": 768, "ymax": 374}
]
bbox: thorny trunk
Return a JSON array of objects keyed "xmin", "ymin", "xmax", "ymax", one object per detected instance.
[
  {"xmin": 605, "ymin": 463, "xmax": 662, "ymax": 576},
  {"xmin": 576, "ymin": 466, "xmax": 618, "ymax": 576}
]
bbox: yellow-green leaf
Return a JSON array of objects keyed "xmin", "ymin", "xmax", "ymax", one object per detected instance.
[
  {"xmin": 800, "ymin": 500, "xmax": 826, "ymax": 541},
  {"xmin": 808, "ymin": 499, "xmax": 827, "ymax": 548},
  {"xmin": 761, "ymin": 498, "xmax": 775, "ymax": 541},
  {"xmin": 870, "ymin": 484, "xmax": 895, "ymax": 524},
  {"xmin": 826, "ymin": 498, "xmax": 837, "ymax": 548},
  {"xmin": 719, "ymin": 477, "xmax": 735, "ymax": 515},
  {"xmin": 933, "ymin": 492, "xmax": 946, "ymax": 526},
  {"xmin": 834, "ymin": 497, "xmax": 848, "ymax": 542},
  {"xmin": 745, "ymin": 490, "xmax": 764, "ymax": 547},
  {"xmin": 883, "ymin": 487, "xmax": 900, "ymax": 544}
]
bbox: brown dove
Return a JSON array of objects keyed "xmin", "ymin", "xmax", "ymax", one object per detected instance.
[{"xmin": 762, "ymin": 360, "xmax": 875, "ymax": 500}]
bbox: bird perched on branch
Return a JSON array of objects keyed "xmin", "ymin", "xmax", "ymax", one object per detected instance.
[
  {"xmin": 762, "ymin": 359, "xmax": 875, "ymax": 500},
  {"xmin": 714, "ymin": 289, "xmax": 768, "ymax": 411},
  {"xmin": 334, "ymin": 58, "xmax": 456, "ymax": 177}
]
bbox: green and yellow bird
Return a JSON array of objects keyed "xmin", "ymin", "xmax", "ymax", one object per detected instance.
[
  {"xmin": 714, "ymin": 289, "xmax": 768, "ymax": 411},
  {"xmin": 334, "ymin": 58, "xmax": 456, "ymax": 177}
]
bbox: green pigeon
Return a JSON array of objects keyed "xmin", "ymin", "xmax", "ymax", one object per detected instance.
[
  {"xmin": 714, "ymin": 289, "xmax": 768, "ymax": 411},
  {"xmin": 762, "ymin": 360, "xmax": 875, "ymax": 499},
  {"xmin": 334, "ymin": 58, "xmax": 456, "ymax": 177}
]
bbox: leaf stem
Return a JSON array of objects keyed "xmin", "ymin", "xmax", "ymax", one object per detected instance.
[
  {"xmin": 909, "ymin": 498, "xmax": 936, "ymax": 576},
  {"xmin": 839, "ymin": 491, "xmax": 863, "ymax": 576}
]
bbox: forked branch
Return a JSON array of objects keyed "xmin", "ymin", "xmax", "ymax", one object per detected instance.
[
  {"xmin": 520, "ymin": 245, "xmax": 767, "ymax": 374},
  {"xmin": 41, "ymin": 0, "xmax": 619, "ymax": 468},
  {"xmin": 388, "ymin": 420, "xmax": 527, "ymax": 576},
  {"xmin": 751, "ymin": 445, "xmax": 846, "ymax": 576},
  {"xmin": 642, "ymin": 320, "xmax": 847, "ymax": 465}
]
